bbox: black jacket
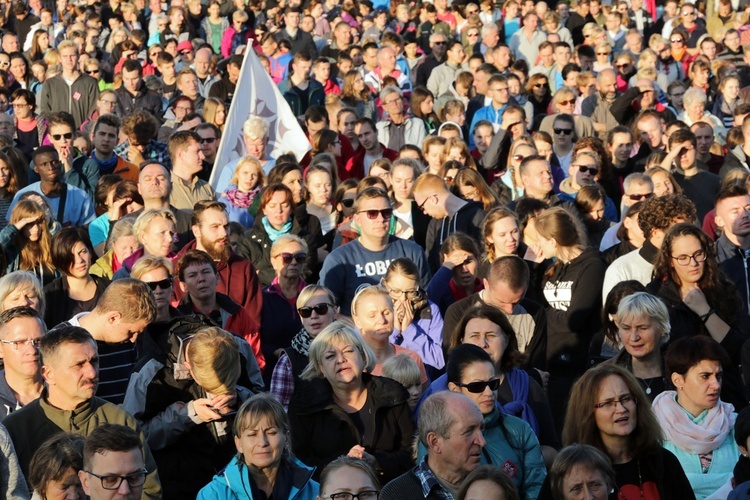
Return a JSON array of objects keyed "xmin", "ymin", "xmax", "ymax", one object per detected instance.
[
  {"xmin": 208, "ymin": 75, "xmax": 237, "ymax": 108},
  {"xmin": 289, "ymin": 373, "xmax": 415, "ymax": 483},
  {"xmin": 425, "ymin": 201, "xmax": 485, "ymax": 273},
  {"xmin": 115, "ymin": 82, "xmax": 163, "ymax": 121},
  {"xmin": 42, "ymin": 274, "xmax": 110, "ymax": 329}
]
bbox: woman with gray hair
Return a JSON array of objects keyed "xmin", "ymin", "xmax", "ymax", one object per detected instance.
[
  {"xmin": 0, "ymin": 270, "xmax": 45, "ymax": 316},
  {"xmin": 542, "ymin": 444, "xmax": 616, "ymax": 499},
  {"xmin": 198, "ymin": 393, "xmax": 320, "ymax": 499},
  {"xmin": 288, "ymin": 321, "xmax": 415, "ymax": 482},
  {"xmin": 677, "ymin": 88, "xmax": 727, "ymax": 144},
  {"xmin": 610, "ymin": 292, "xmax": 671, "ymax": 401},
  {"xmin": 90, "ymin": 218, "xmax": 140, "ymax": 279}
]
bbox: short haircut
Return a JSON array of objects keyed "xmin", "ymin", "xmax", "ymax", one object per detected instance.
[
  {"xmin": 167, "ymin": 130, "xmax": 200, "ymax": 163},
  {"xmin": 382, "ymin": 353, "xmax": 421, "ymax": 387},
  {"xmin": 28, "ymin": 433, "xmax": 85, "ymax": 496},
  {"xmin": 190, "ymin": 200, "xmax": 227, "ymax": 227},
  {"xmin": 412, "ymin": 172, "xmax": 448, "ymax": 196},
  {"xmin": 51, "ymin": 227, "xmax": 94, "ymax": 275},
  {"xmin": 133, "ymin": 209, "xmax": 177, "ymax": 245},
  {"xmin": 93, "ymin": 279, "xmax": 157, "ymax": 324},
  {"xmin": 93, "ymin": 114, "xmax": 121, "ymax": 134},
  {"xmin": 549, "ymin": 444, "xmax": 615, "ymax": 499},
  {"xmin": 122, "ymin": 58, "xmax": 142, "ymax": 75},
  {"xmin": 623, "ymin": 172, "xmax": 653, "ymax": 194},
  {"xmin": 637, "ymin": 193, "xmax": 696, "ymax": 239},
  {"xmin": 130, "ymin": 256, "xmax": 174, "ymax": 280},
  {"xmin": 353, "ymin": 186, "xmax": 389, "ymax": 213},
  {"xmin": 487, "ymin": 254, "xmax": 530, "ymax": 292},
  {"xmin": 47, "ymin": 111, "xmax": 75, "ymax": 131},
  {"xmin": 715, "ymin": 182, "xmax": 749, "ymax": 208},
  {"xmin": 39, "ymin": 325, "xmax": 96, "ymax": 366},
  {"xmin": 665, "ymin": 335, "xmax": 730, "ymax": 378},
  {"xmin": 0, "ymin": 306, "xmax": 45, "ymax": 337},
  {"xmin": 177, "ymin": 249, "xmax": 218, "ymax": 281},
  {"xmin": 83, "ymin": 424, "xmax": 142, "ymax": 470},
  {"xmin": 122, "ymin": 111, "xmax": 159, "ymax": 144},
  {"xmin": 242, "ymin": 115, "xmax": 269, "ymax": 140},
  {"xmin": 616, "ymin": 292, "xmax": 670, "ymax": 338},
  {"xmin": 518, "ymin": 154, "xmax": 548, "ymax": 177},
  {"xmin": 187, "ymin": 326, "xmax": 240, "ymax": 394},
  {"xmin": 270, "ymin": 233, "xmax": 308, "ymax": 257},
  {"xmin": 301, "ymin": 321, "xmax": 376, "ymax": 380},
  {"xmin": 667, "ymin": 128, "xmax": 697, "ymax": 149},
  {"xmin": 417, "ymin": 391, "xmax": 466, "ymax": 446}
]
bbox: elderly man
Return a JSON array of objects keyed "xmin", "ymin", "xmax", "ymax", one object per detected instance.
[
  {"xmin": 215, "ymin": 116, "xmax": 276, "ymax": 193},
  {"xmin": 380, "ymin": 392, "xmax": 486, "ymax": 499},
  {"xmin": 509, "ymin": 12, "xmax": 547, "ymax": 64},
  {"xmin": 474, "ymin": 23, "xmax": 500, "ymax": 57},
  {"xmin": 581, "ymin": 68, "xmax": 619, "ymax": 137},
  {"xmin": 364, "ymin": 46, "xmax": 411, "ymax": 95},
  {"xmin": 133, "ymin": 161, "xmax": 192, "ymax": 246},
  {"xmin": 3, "ymin": 325, "xmax": 162, "ymax": 498},
  {"xmin": 376, "ymin": 86, "xmax": 426, "ymax": 152}
]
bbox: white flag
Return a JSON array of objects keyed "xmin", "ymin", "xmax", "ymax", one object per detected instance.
[{"xmin": 209, "ymin": 48, "xmax": 311, "ymax": 189}]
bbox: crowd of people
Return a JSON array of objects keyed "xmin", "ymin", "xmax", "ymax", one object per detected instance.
[{"xmin": 0, "ymin": 0, "xmax": 748, "ymax": 497}]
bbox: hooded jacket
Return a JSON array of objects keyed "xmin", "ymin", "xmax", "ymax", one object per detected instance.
[
  {"xmin": 288, "ymin": 373, "xmax": 415, "ymax": 483},
  {"xmin": 115, "ymin": 81, "xmax": 163, "ymax": 119},
  {"xmin": 424, "ymin": 200, "xmax": 486, "ymax": 273},
  {"xmin": 38, "ymin": 73, "xmax": 99, "ymax": 127},
  {"xmin": 198, "ymin": 456, "xmax": 319, "ymax": 500}
]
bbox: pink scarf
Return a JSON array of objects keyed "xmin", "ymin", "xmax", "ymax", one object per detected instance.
[{"xmin": 652, "ymin": 391, "xmax": 736, "ymax": 454}]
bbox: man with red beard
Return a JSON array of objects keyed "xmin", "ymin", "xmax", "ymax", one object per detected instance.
[{"xmin": 172, "ymin": 200, "xmax": 262, "ymax": 329}]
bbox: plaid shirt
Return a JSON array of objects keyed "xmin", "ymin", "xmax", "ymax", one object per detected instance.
[
  {"xmin": 269, "ymin": 352, "xmax": 294, "ymax": 411},
  {"xmin": 413, "ymin": 456, "xmax": 455, "ymax": 500},
  {"xmin": 113, "ymin": 139, "xmax": 172, "ymax": 169}
]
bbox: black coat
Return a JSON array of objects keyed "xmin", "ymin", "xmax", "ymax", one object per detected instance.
[
  {"xmin": 43, "ymin": 274, "xmax": 110, "ymax": 329},
  {"xmin": 288, "ymin": 373, "xmax": 415, "ymax": 483}
]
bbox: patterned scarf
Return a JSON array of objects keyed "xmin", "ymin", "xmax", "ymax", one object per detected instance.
[
  {"xmin": 225, "ymin": 187, "xmax": 260, "ymax": 209},
  {"xmin": 291, "ymin": 327, "xmax": 314, "ymax": 356}
]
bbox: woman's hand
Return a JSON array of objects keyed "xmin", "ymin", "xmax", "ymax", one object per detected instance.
[
  {"xmin": 681, "ymin": 285, "xmax": 711, "ymax": 316},
  {"xmin": 347, "ymin": 445, "xmax": 377, "ymax": 467},
  {"xmin": 399, "ymin": 298, "xmax": 414, "ymax": 332},
  {"xmin": 13, "ymin": 216, "xmax": 39, "ymax": 231},
  {"xmin": 107, "ymin": 196, "xmax": 131, "ymax": 222},
  {"xmin": 524, "ymin": 243, "xmax": 544, "ymax": 263},
  {"xmin": 443, "ymin": 251, "xmax": 470, "ymax": 271}
]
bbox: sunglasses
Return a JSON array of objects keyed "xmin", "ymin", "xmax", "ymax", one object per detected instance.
[
  {"xmin": 145, "ymin": 278, "xmax": 172, "ymax": 290},
  {"xmin": 534, "ymin": 83, "xmax": 547, "ymax": 88},
  {"xmin": 86, "ymin": 69, "xmax": 100, "ymax": 75},
  {"xmin": 51, "ymin": 132, "xmax": 73, "ymax": 140},
  {"xmin": 681, "ymin": 11, "xmax": 695, "ymax": 16},
  {"xmin": 553, "ymin": 128, "xmax": 573, "ymax": 135},
  {"xmin": 615, "ymin": 63, "xmax": 630, "ymax": 69},
  {"xmin": 574, "ymin": 164, "xmax": 598, "ymax": 175},
  {"xmin": 626, "ymin": 192, "xmax": 654, "ymax": 201},
  {"xmin": 357, "ymin": 208, "xmax": 393, "ymax": 220},
  {"xmin": 340, "ymin": 198, "xmax": 355, "ymax": 208},
  {"xmin": 670, "ymin": 39, "xmax": 683, "ymax": 44},
  {"xmin": 456, "ymin": 378, "xmax": 501, "ymax": 393},
  {"xmin": 298, "ymin": 303, "xmax": 334, "ymax": 318},
  {"xmin": 179, "ymin": 50, "xmax": 192, "ymax": 55},
  {"xmin": 444, "ymin": 175, "xmax": 455, "ymax": 183},
  {"xmin": 557, "ymin": 99, "xmax": 575, "ymax": 106},
  {"xmin": 275, "ymin": 252, "xmax": 307, "ymax": 264},
  {"xmin": 199, "ymin": 137, "xmax": 216, "ymax": 144},
  {"xmin": 596, "ymin": 52, "xmax": 610, "ymax": 56},
  {"xmin": 433, "ymin": 41, "xmax": 446, "ymax": 45}
]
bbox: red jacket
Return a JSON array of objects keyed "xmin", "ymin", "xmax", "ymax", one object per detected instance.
[
  {"xmin": 342, "ymin": 144, "xmax": 399, "ymax": 181},
  {"xmin": 171, "ymin": 240, "xmax": 263, "ymax": 331}
]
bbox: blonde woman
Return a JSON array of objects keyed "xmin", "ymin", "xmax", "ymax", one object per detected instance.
[
  {"xmin": 202, "ymin": 97, "xmax": 226, "ymax": 131},
  {"xmin": 217, "ymin": 156, "xmax": 265, "ymax": 229}
]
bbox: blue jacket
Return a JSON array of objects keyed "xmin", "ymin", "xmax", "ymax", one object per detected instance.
[
  {"xmin": 469, "ymin": 103, "xmax": 507, "ymax": 148},
  {"xmin": 198, "ymin": 456, "xmax": 319, "ymax": 500}
]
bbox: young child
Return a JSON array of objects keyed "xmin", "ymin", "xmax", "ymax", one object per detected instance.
[{"xmin": 382, "ymin": 354, "xmax": 424, "ymax": 410}]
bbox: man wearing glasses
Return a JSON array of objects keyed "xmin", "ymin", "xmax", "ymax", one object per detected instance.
[
  {"xmin": 677, "ymin": 5, "xmax": 706, "ymax": 48},
  {"xmin": 319, "ymin": 187, "xmax": 430, "ymax": 316},
  {"xmin": 3, "ymin": 325, "xmax": 162, "ymax": 498},
  {"xmin": 0, "ymin": 307, "xmax": 45, "ymax": 419},
  {"xmin": 80, "ymin": 424, "xmax": 150, "ymax": 500}
]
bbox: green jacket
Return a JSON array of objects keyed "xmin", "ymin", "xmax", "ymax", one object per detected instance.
[
  {"xmin": 3, "ymin": 391, "xmax": 162, "ymax": 499},
  {"xmin": 90, "ymin": 248, "xmax": 115, "ymax": 279}
]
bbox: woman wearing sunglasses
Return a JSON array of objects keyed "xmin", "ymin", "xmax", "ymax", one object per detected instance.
[
  {"xmin": 423, "ymin": 343, "xmax": 546, "ymax": 500},
  {"xmin": 260, "ymin": 234, "xmax": 311, "ymax": 381},
  {"xmin": 270, "ymin": 284, "xmax": 338, "ymax": 411}
]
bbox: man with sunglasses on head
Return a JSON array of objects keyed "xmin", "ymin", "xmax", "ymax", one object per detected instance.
[
  {"xmin": 8, "ymin": 145, "xmax": 96, "ymax": 227},
  {"xmin": 412, "ymin": 173, "xmax": 486, "ymax": 273},
  {"xmin": 602, "ymin": 193, "xmax": 696, "ymax": 300},
  {"xmin": 172, "ymin": 200, "xmax": 263, "ymax": 334},
  {"xmin": 80, "ymin": 424, "xmax": 149, "ymax": 500},
  {"xmin": 0, "ymin": 307, "xmax": 46, "ymax": 419},
  {"xmin": 57, "ymin": 279, "xmax": 157, "ymax": 404},
  {"xmin": 319, "ymin": 187, "xmax": 430, "ymax": 316}
]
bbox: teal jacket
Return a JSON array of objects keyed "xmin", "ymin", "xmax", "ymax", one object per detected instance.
[
  {"xmin": 197, "ymin": 456, "xmax": 319, "ymax": 500},
  {"xmin": 418, "ymin": 408, "xmax": 546, "ymax": 500}
]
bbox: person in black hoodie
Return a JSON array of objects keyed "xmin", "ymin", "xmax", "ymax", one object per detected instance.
[
  {"xmin": 534, "ymin": 206, "xmax": 606, "ymax": 433},
  {"xmin": 413, "ymin": 173, "xmax": 486, "ymax": 273}
]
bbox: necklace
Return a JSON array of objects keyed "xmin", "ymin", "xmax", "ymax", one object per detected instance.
[{"xmin": 617, "ymin": 459, "xmax": 644, "ymax": 500}]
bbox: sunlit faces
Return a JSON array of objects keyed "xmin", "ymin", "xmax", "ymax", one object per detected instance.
[
  {"xmin": 354, "ymin": 195, "xmax": 392, "ymax": 240},
  {"xmin": 234, "ymin": 415, "xmax": 288, "ymax": 469},
  {"xmin": 672, "ymin": 359, "xmax": 722, "ymax": 417},
  {"xmin": 265, "ymin": 190, "xmax": 293, "ymax": 229},
  {"xmin": 487, "ymin": 216, "xmax": 520, "ymax": 257},
  {"xmin": 668, "ymin": 234, "xmax": 705, "ymax": 287},
  {"xmin": 445, "ymin": 249, "xmax": 478, "ymax": 289},
  {"xmin": 618, "ymin": 314, "xmax": 662, "ymax": 361},
  {"xmin": 715, "ymin": 194, "xmax": 750, "ymax": 238},
  {"xmin": 520, "ymin": 159, "xmax": 553, "ymax": 197},
  {"xmin": 390, "ymin": 165, "xmax": 415, "ymax": 202},
  {"xmin": 424, "ymin": 143, "xmax": 444, "ymax": 173},
  {"xmin": 650, "ymin": 169, "xmax": 674, "ymax": 197},
  {"xmin": 610, "ymin": 132, "xmax": 634, "ymax": 163},
  {"xmin": 235, "ymin": 161, "xmax": 262, "ymax": 193},
  {"xmin": 138, "ymin": 163, "xmax": 170, "ymax": 201},
  {"xmin": 68, "ymin": 241, "xmax": 92, "ymax": 279},
  {"xmin": 80, "ymin": 447, "xmax": 145, "ymax": 500},
  {"xmin": 299, "ymin": 291, "xmax": 337, "ymax": 338},
  {"xmin": 692, "ymin": 125, "xmax": 714, "ymax": 155},
  {"xmin": 139, "ymin": 267, "xmax": 171, "ymax": 312},
  {"xmin": 270, "ymin": 240, "xmax": 305, "ymax": 281},
  {"xmin": 244, "ymin": 135, "xmax": 267, "ymax": 159},
  {"xmin": 44, "ymin": 466, "xmax": 85, "ymax": 500},
  {"xmin": 462, "ymin": 317, "xmax": 507, "ymax": 365},
  {"xmin": 561, "ymin": 464, "xmax": 610, "ymax": 500},
  {"xmin": 0, "ymin": 315, "xmax": 44, "ymax": 379},
  {"xmin": 307, "ymin": 170, "xmax": 333, "ymax": 206},
  {"xmin": 195, "ymin": 208, "xmax": 230, "ymax": 261},
  {"xmin": 180, "ymin": 262, "xmax": 219, "ymax": 305},
  {"xmin": 140, "ymin": 215, "xmax": 176, "ymax": 257},
  {"xmin": 594, "ymin": 375, "xmax": 638, "ymax": 444},
  {"xmin": 281, "ymin": 170, "xmax": 304, "ymax": 204},
  {"xmin": 319, "ymin": 341, "xmax": 365, "ymax": 385},
  {"xmin": 43, "ymin": 340, "xmax": 99, "ymax": 407},
  {"xmin": 2, "ymin": 284, "xmax": 42, "ymax": 312},
  {"xmin": 317, "ymin": 465, "xmax": 379, "ymax": 500},
  {"xmin": 449, "ymin": 360, "xmax": 497, "ymax": 415},
  {"xmin": 352, "ymin": 293, "xmax": 394, "ymax": 342}
]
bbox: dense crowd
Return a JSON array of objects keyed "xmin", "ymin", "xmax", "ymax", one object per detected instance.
[{"xmin": 0, "ymin": 0, "xmax": 749, "ymax": 498}]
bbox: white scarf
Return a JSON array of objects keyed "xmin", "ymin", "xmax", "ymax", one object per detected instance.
[{"xmin": 652, "ymin": 391, "xmax": 736, "ymax": 455}]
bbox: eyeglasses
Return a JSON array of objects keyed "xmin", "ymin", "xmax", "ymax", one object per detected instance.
[
  {"xmin": 444, "ymin": 175, "xmax": 455, "ymax": 183},
  {"xmin": 670, "ymin": 38, "xmax": 683, "ymax": 44},
  {"xmin": 199, "ymin": 137, "xmax": 216, "ymax": 144},
  {"xmin": 145, "ymin": 278, "xmax": 172, "ymax": 290},
  {"xmin": 455, "ymin": 378, "xmax": 501, "ymax": 393},
  {"xmin": 671, "ymin": 249, "xmax": 707, "ymax": 266},
  {"xmin": 681, "ymin": 10, "xmax": 695, "ymax": 16},
  {"xmin": 433, "ymin": 41, "xmax": 446, "ymax": 45},
  {"xmin": 418, "ymin": 195, "xmax": 435, "ymax": 211},
  {"xmin": 51, "ymin": 132, "xmax": 73, "ymax": 140},
  {"xmin": 556, "ymin": 100, "xmax": 574, "ymax": 107},
  {"xmin": 83, "ymin": 470, "xmax": 148, "ymax": 491},
  {"xmin": 383, "ymin": 98, "xmax": 400, "ymax": 106},
  {"xmin": 274, "ymin": 252, "xmax": 307, "ymax": 264},
  {"xmin": 553, "ymin": 127, "xmax": 573, "ymax": 135},
  {"xmin": 626, "ymin": 192, "xmax": 654, "ymax": 201},
  {"xmin": 298, "ymin": 303, "xmax": 334, "ymax": 318},
  {"xmin": 11, "ymin": 102, "xmax": 29, "ymax": 108},
  {"xmin": 572, "ymin": 164, "xmax": 598, "ymax": 175},
  {"xmin": 615, "ymin": 63, "xmax": 630, "ymax": 69},
  {"xmin": 385, "ymin": 284, "xmax": 421, "ymax": 299},
  {"xmin": 340, "ymin": 198, "xmax": 355, "ymax": 208},
  {"xmin": 467, "ymin": 32, "xmax": 479, "ymax": 36},
  {"xmin": 179, "ymin": 49, "xmax": 192, "ymax": 55},
  {"xmin": 0, "ymin": 338, "xmax": 41, "ymax": 349},
  {"xmin": 357, "ymin": 208, "xmax": 393, "ymax": 220},
  {"xmin": 322, "ymin": 492, "xmax": 380, "ymax": 500},
  {"xmin": 594, "ymin": 394, "xmax": 636, "ymax": 410},
  {"xmin": 101, "ymin": 99, "xmax": 117, "ymax": 106}
]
